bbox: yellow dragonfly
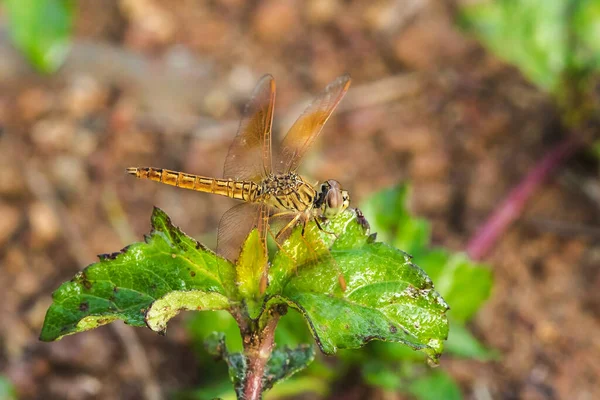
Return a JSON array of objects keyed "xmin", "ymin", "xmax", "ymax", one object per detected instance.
[{"xmin": 127, "ymin": 74, "xmax": 351, "ymax": 292}]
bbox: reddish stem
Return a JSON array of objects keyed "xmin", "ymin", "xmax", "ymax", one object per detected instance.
[
  {"xmin": 466, "ymin": 136, "xmax": 582, "ymax": 261},
  {"xmin": 242, "ymin": 313, "xmax": 280, "ymax": 400}
]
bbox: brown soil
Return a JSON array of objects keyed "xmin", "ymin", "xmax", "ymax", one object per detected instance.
[{"xmin": 0, "ymin": 1, "xmax": 598, "ymax": 399}]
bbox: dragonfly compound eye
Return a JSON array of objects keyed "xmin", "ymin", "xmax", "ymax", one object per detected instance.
[{"xmin": 321, "ymin": 180, "xmax": 349, "ymax": 218}]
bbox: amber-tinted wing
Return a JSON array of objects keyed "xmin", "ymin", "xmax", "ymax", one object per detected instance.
[
  {"xmin": 275, "ymin": 74, "xmax": 351, "ymax": 174},
  {"xmin": 217, "ymin": 202, "xmax": 270, "ymax": 262},
  {"xmin": 223, "ymin": 74, "xmax": 276, "ymax": 181}
]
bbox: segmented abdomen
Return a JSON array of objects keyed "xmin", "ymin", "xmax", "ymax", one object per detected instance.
[{"xmin": 127, "ymin": 167, "xmax": 258, "ymax": 202}]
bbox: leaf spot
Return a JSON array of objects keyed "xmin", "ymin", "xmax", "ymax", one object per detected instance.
[
  {"xmin": 79, "ymin": 302, "xmax": 89, "ymax": 312},
  {"xmin": 190, "ymin": 271, "xmax": 196, "ymax": 277},
  {"xmin": 389, "ymin": 324, "xmax": 397, "ymax": 334}
]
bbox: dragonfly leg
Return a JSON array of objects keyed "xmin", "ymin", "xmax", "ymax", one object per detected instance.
[
  {"xmin": 275, "ymin": 213, "xmax": 302, "ymax": 240},
  {"xmin": 267, "ymin": 225, "xmax": 294, "ymax": 261},
  {"xmin": 314, "ymin": 216, "xmax": 337, "ymax": 237}
]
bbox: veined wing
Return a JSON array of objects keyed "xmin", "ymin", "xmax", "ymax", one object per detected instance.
[
  {"xmin": 275, "ymin": 74, "xmax": 351, "ymax": 174},
  {"xmin": 217, "ymin": 202, "xmax": 269, "ymax": 263},
  {"xmin": 223, "ymin": 74, "xmax": 276, "ymax": 181}
]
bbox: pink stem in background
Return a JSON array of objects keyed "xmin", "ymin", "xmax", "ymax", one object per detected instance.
[{"xmin": 466, "ymin": 136, "xmax": 582, "ymax": 261}]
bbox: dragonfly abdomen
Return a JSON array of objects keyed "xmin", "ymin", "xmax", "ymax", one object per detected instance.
[{"xmin": 126, "ymin": 167, "xmax": 259, "ymax": 201}]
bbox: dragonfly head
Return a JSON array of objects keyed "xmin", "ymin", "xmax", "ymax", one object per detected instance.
[{"xmin": 318, "ymin": 180, "xmax": 350, "ymax": 219}]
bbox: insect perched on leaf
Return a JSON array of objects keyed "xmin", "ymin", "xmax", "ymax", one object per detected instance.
[{"xmin": 128, "ymin": 74, "xmax": 351, "ymax": 293}]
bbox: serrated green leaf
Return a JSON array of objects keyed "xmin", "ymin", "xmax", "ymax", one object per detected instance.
[
  {"xmin": 3, "ymin": 0, "xmax": 74, "ymax": 73},
  {"xmin": 446, "ymin": 320, "xmax": 498, "ymax": 361},
  {"xmin": 40, "ymin": 207, "xmax": 235, "ymax": 341},
  {"xmin": 406, "ymin": 369, "xmax": 462, "ymax": 400},
  {"xmin": 204, "ymin": 332, "xmax": 315, "ymax": 398},
  {"xmin": 267, "ymin": 210, "xmax": 449, "ymax": 363},
  {"xmin": 145, "ymin": 291, "xmax": 230, "ymax": 333}
]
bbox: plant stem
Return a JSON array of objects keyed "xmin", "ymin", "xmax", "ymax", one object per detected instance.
[
  {"xmin": 241, "ymin": 310, "xmax": 280, "ymax": 400},
  {"xmin": 466, "ymin": 136, "xmax": 582, "ymax": 260}
]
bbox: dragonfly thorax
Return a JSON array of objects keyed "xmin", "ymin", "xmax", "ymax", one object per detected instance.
[{"xmin": 259, "ymin": 173, "xmax": 316, "ymax": 212}]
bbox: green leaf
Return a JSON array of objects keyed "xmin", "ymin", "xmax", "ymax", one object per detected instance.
[
  {"xmin": 406, "ymin": 370, "xmax": 463, "ymax": 400},
  {"xmin": 204, "ymin": 332, "xmax": 315, "ymax": 398},
  {"xmin": 267, "ymin": 210, "xmax": 449, "ymax": 364},
  {"xmin": 446, "ymin": 320, "xmax": 498, "ymax": 361},
  {"xmin": 262, "ymin": 344, "xmax": 315, "ymax": 392},
  {"xmin": 40, "ymin": 207, "xmax": 235, "ymax": 341},
  {"xmin": 236, "ymin": 229, "xmax": 267, "ymax": 318},
  {"xmin": 2, "ymin": 0, "xmax": 74, "ymax": 73}
]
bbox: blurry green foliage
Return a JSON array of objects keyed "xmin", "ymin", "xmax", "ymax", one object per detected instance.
[
  {"xmin": 0, "ymin": 376, "xmax": 16, "ymax": 400},
  {"xmin": 406, "ymin": 370, "xmax": 463, "ymax": 400},
  {"xmin": 459, "ymin": 0, "xmax": 600, "ymax": 94},
  {"xmin": 2, "ymin": 0, "xmax": 74, "ymax": 73}
]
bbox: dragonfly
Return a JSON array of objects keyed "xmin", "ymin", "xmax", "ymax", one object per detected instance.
[{"xmin": 127, "ymin": 74, "xmax": 351, "ymax": 293}]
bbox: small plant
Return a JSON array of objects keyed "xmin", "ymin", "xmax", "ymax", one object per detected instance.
[{"xmin": 40, "ymin": 206, "xmax": 449, "ymax": 399}]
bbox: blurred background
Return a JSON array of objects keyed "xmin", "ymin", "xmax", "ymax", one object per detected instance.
[{"xmin": 1, "ymin": 0, "xmax": 599, "ymax": 399}]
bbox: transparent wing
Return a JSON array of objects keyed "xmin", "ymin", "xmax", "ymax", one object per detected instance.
[
  {"xmin": 223, "ymin": 74, "xmax": 276, "ymax": 181},
  {"xmin": 275, "ymin": 74, "xmax": 351, "ymax": 173},
  {"xmin": 217, "ymin": 202, "xmax": 269, "ymax": 262},
  {"xmin": 268, "ymin": 213, "xmax": 298, "ymax": 246}
]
